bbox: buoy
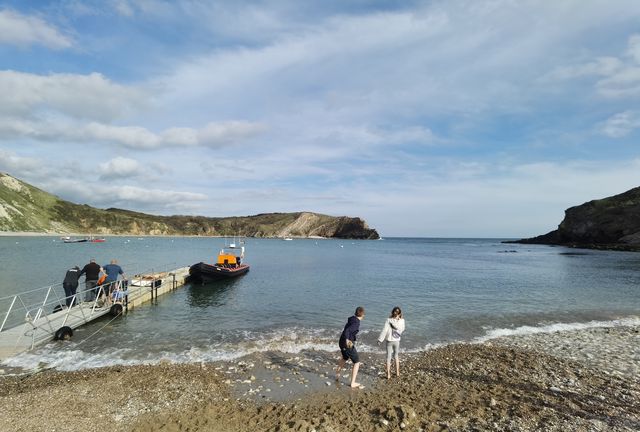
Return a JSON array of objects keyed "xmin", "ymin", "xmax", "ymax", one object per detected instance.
[
  {"xmin": 110, "ymin": 303, "xmax": 123, "ymax": 317},
  {"xmin": 54, "ymin": 326, "xmax": 73, "ymax": 341}
]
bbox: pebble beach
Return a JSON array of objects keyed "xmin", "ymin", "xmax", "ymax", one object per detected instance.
[{"xmin": 1, "ymin": 323, "xmax": 638, "ymax": 432}]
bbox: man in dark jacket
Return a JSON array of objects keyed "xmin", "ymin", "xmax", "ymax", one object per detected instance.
[
  {"xmin": 62, "ymin": 266, "xmax": 81, "ymax": 307},
  {"xmin": 79, "ymin": 258, "xmax": 101, "ymax": 302},
  {"xmin": 336, "ymin": 306, "xmax": 365, "ymax": 388}
]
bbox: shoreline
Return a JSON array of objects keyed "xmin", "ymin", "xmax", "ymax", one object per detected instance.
[
  {"xmin": 0, "ymin": 232, "xmax": 331, "ymax": 240},
  {"xmin": 1, "ymin": 323, "xmax": 639, "ymax": 431}
]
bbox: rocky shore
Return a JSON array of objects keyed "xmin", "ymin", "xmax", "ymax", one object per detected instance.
[
  {"xmin": 1, "ymin": 324, "xmax": 638, "ymax": 432},
  {"xmin": 508, "ymin": 186, "xmax": 640, "ymax": 251}
]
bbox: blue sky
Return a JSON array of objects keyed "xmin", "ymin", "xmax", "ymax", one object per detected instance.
[{"xmin": 1, "ymin": 0, "xmax": 640, "ymax": 237}]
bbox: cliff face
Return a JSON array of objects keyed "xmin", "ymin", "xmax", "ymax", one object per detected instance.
[
  {"xmin": 0, "ymin": 173, "xmax": 380, "ymax": 239},
  {"xmin": 511, "ymin": 186, "xmax": 640, "ymax": 251}
]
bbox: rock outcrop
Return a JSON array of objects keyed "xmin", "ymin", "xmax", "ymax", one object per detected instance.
[
  {"xmin": 0, "ymin": 173, "xmax": 380, "ymax": 239},
  {"xmin": 509, "ymin": 186, "xmax": 640, "ymax": 251}
]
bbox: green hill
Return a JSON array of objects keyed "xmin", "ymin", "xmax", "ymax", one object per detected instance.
[{"xmin": 0, "ymin": 173, "xmax": 379, "ymax": 239}]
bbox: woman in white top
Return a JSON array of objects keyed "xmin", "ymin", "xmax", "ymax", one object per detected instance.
[{"xmin": 377, "ymin": 306, "xmax": 405, "ymax": 379}]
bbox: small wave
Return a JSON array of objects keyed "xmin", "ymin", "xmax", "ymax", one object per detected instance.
[
  {"xmin": 474, "ymin": 316, "xmax": 640, "ymax": 343},
  {"xmin": 1, "ymin": 327, "xmax": 344, "ymax": 372},
  {"xmin": 1, "ymin": 346, "xmax": 141, "ymax": 372},
  {"xmin": 4, "ymin": 318, "xmax": 639, "ymax": 373}
]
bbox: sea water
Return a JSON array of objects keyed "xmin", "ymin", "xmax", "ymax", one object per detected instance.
[{"xmin": 1, "ymin": 236, "xmax": 639, "ymax": 371}]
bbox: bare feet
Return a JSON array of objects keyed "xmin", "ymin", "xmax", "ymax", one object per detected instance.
[{"xmin": 350, "ymin": 382, "xmax": 364, "ymax": 389}]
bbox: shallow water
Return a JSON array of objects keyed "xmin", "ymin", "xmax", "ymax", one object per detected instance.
[{"xmin": 1, "ymin": 236, "xmax": 639, "ymax": 370}]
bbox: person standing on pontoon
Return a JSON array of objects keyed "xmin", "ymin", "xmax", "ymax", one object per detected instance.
[
  {"xmin": 79, "ymin": 258, "xmax": 102, "ymax": 302},
  {"xmin": 102, "ymin": 259, "xmax": 125, "ymax": 300},
  {"xmin": 62, "ymin": 266, "xmax": 81, "ymax": 307}
]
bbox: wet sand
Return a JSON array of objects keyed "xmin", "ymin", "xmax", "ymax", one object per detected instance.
[{"xmin": 1, "ymin": 325, "xmax": 638, "ymax": 432}]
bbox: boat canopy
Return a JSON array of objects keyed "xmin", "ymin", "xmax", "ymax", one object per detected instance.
[{"xmin": 216, "ymin": 246, "xmax": 244, "ymax": 265}]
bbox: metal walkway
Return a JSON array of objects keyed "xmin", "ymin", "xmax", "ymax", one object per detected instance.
[{"xmin": 0, "ymin": 265, "xmax": 190, "ymax": 361}]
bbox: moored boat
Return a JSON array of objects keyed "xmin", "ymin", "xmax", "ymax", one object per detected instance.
[
  {"xmin": 63, "ymin": 237, "xmax": 88, "ymax": 243},
  {"xmin": 189, "ymin": 243, "xmax": 249, "ymax": 283}
]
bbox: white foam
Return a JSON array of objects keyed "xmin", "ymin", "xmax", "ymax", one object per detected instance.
[
  {"xmin": 1, "ymin": 327, "xmax": 346, "ymax": 372},
  {"xmin": 474, "ymin": 316, "xmax": 640, "ymax": 343},
  {"xmin": 4, "ymin": 318, "xmax": 639, "ymax": 373}
]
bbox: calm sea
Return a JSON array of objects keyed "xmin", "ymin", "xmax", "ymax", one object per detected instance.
[{"xmin": 1, "ymin": 236, "xmax": 639, "ymax": 370}]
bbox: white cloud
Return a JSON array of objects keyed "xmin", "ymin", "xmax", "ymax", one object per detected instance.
[
  {"xmin": 626, "ymin": 34, "xmax": 640, "ymax": 64},
  {"xmin": 155, "ymin": 0, "xmax": 640, "ymax": 150},
  {"xmin": 0, "ymin": 71, "xmax": 147, "ymax": 121},
  {"xmin": 99, "ymin": 157, "xmax": 141, "ymax": 179},
  {"xmin": 0, "ymin": 9, "xmax": 73, "ymax": 49},
  {"xmin": 600, "ymin": 111, "xmax": 640, "ymax": 138},
  {"xmin": 107, "ymin": 185, "xmax": 207, "ymax": 205},
  {"xmin": 112, "ymin": 0, "xmax": 134, "ymax": 17},
  {"xmin": 543, "ymin": 57, "xmax": 623, "ymax": 81},
  {"xmin": 0, "ymin": 118, "xmax": 265, "ymax": 149},
  {"xmin": 0, "ymin": 150, "xmax": 43, "ymax": 175},
  {"xmin": 0, "ymin": 70, "xmax": 265, "ymax": 149},
  {"xmin": 42, "ymin": 179, "xmax": 209, "ymax": 213},
  {"xmin": 195, "ymin": 121, "xmax": 267, "ymax": 148},
  {"xmin": 319, "ymin": 125, "xmax": 435, "ymax": 147},
  {"xmin": 544, "ymin": 33, "xmax": 640, "ymax": 99}
]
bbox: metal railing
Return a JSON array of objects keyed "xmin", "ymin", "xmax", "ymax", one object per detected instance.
[{"xmin": 0, "ymin": 262, "xmax": 182, "ymax": 337}]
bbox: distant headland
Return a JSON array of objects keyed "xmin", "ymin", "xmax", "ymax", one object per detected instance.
[
  {"xmin": 0, "ymin": 173, "xmax": 379, "ymax": 240},
  {"xmin": 507, "ymin": 186, "xmax": 640, "ymax": 251}
]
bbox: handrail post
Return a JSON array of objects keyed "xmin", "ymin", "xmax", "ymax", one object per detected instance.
[
  {"xmin": 0, "ymin": 296, "xmax": 17, "ymax": 332},
  {"xmin": 42, "ymin": 286, "xmax": 53, "ymax": 310}
]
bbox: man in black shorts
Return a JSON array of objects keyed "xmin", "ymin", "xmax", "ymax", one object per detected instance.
[{"xmin": 336, "ymin": 306, "xmax": 365, "ymax": 388}]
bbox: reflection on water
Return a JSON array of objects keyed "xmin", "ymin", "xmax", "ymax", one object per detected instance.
[{"xmin": 187, "ymin": 279, "xmax": 240, "ymax": 308}]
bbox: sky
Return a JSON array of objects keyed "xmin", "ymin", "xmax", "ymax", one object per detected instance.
[{"xmin": 1, "ymin": 0, "xmax": 640, "ymax": 238}]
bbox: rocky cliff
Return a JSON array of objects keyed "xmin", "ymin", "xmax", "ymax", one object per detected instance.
[
  {"xmin": 0, "ymin": 173, "xmax": 380, "ymax": 239},
  {"xmin": 509, "ymin": 186, "xmax": 640, "ymax": 251}
]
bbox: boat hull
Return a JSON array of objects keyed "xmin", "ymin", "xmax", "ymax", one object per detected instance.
[{"xmin": 188, "ymin": 262, "xmax": 250, "ymax": 283}]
